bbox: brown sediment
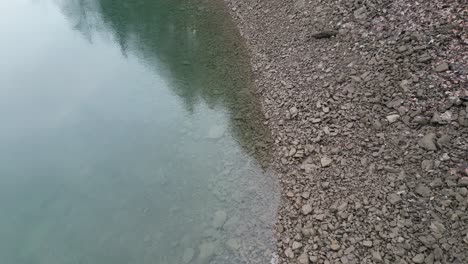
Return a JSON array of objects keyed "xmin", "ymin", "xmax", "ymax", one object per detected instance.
[{"xmin": 223, "ymin": 0, "xmax": 468, "ymax": 263}]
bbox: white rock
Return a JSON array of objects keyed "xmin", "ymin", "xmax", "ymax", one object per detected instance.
[
  {"xmin": 386, "ymin": 114, "xmax": 400, "ymax": 123},
  {"xmin": 321, "ymin": 156, "xmax": 332, "ymax": 167}
]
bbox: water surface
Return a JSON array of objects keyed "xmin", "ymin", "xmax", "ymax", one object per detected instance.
[{"xmin": 0, "ymin": 0, "xmax": 278, "ymax": 263}]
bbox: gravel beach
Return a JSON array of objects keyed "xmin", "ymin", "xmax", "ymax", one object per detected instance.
[{"xmin": 223, "ymin": 0, "xmax": 468, "ymax": 263}]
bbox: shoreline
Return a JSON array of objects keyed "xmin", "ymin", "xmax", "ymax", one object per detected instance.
[{"xmin": 223, "ymin": 0, "xmax": 468, "ymax": 263}]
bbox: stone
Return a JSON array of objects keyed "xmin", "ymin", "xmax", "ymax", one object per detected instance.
[
  {"xmin": 430, "ymin": 221, "xmax": 445, "ymax": 234},
  {"xmin": 418, "ymin": 54, "xmax": 432, "ymax": 63},
  {"xmin": 298, "ymin": 253, "xmax": 309, "ymax": 264},
  {"xmin": 330, "ymin": 242, "xmax": 340, "ymax": 251},
  {"xmin": 458, "ymin": 177, "xmax": 468, "ymax": 187},
  {"xmin": 386, "ymin": 114, "xmax": 400, "ymax": 123},
  {"xmin": 311, "ymin": 31, "xmax": 338, "ymax": 39},
  {"xmin": 421, "ymin": 160, "xmax": 434, "ymax": 171},
  {"xmin": 440, "ymin": 153, "xmax": 450, "ymax": 161},
  {"xmin": 226, "ymin": 238, "xmax": 241, "ymax": 251},
  {"xmin": 321, "ymin": 156, "xmax": 332, "ymax": 167},
  {"xmin": 415, "ymin": 184, "xmax": 431, "ymax": 197},
  {"xmin": 430, "ymin": 178, "xmax": 443, "ymax": 187},
  {"xmin": 435, "ymin": 63, "xmax": 449, "ymax": 72},
  {"xmin": 362, "ymin": 240, "xmax": 373, "ymax": 247},
  {"xmin": 198, "ymin": 242, "xmax": 216, "ymax": 262},
  {"xmin": 372, "ymin": 251, "xmax": 383, "ymax": 262},
  {"xmin": 418, "ymin": 133, "xmax": 437, "ymax": 151},
  {"xmin": 309, "ymin": 255, "xmax": 318, "ymax": 263},
  {"xmin": 292, "ymin": 241, "xmax": 303, "ymax": 250},
  {"xmin": 437, "ymin": 134, "xmax": 451, "ymax": 147},
  {"xmin": 183, "ymin": 248, "xmax": 195, "ymax": 263},
  {"xmin": 412, "ymin": 253, "xmax": 425, "ymax": 263},
  {"xmin": 213, "ymin": 210, "xmax": 227, "ymax": 228},
  {"xmin": 285, "ymin": 247, "xmax": 294, "ymax": 258},
  {"xmin": 387, "ymin": 193, "xmax": 401, "ymax": 204},
  {"xmin": 431, "ymin": 111, "xmax": 452, "ymax": 124},
  {"xmin": 302, "ymin": 204, "xmax": 313, "ymax": 215},
  {"xmin": 425, "ymin": 253, "xmax": 435, "ymax": 264},
  {"xmin": 290, "ymin": 106, "xmax": 298, "ymax": 117},
  {"xmin": 433, "ymin": 247, "xmax": 443, "ymax": 260},
  {"xmin": 208, "ymin": 125, "xmax": 225, "ymax": 139},
  {"xmin": 354, "ymin": 6, "xmax": 367, "ymax": 19}
]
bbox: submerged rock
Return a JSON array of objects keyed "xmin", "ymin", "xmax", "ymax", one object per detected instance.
[
  {"xmin": 182, "ymin": 247, "xmax": 195, "ymax": 263},
  {"xmin": 212, "ymin": 210, "xmax": 227, "ymax": 229},
  {"xmin": 208, "ymin": 125, "xmax": 225, "ymax": 139}
]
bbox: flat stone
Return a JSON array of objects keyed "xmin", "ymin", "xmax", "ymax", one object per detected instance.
[
  {"xmin": 412, "ymin": 253, "xmax": 425, "ymax": 263},
  {"xmin": 298, "ymin": 253, "xmax": 309, "ymax": 264},
  {"xmin": 387, "ymin": 193, "xmax": 401, "ymax": 204},
  {"xmin": 421, "ymin": 160, "xmax": 434, "ymax": 171},
  {"xmin": 292, "ymin": 241, "xmax": 303, "ymax": 250},
  {"xmin": 362, "ymin": 240, "xmax": 373, "ymax": 247},
  {"xmin": 330, "ymin": 242, "xmax": 340, "ymax": 251},
  {"xmin": 437, "ymin": 134, "xmax": 451, "ymax": 146},
  {"xmin": 435, "ymin": 63, "xmax": 449, "ymax": 72},
  {"xmin": 309, "ymin": 255, "xmax": 318, "ymax": 262},
  {"xmin": 321, "ymin": 156, "xmax": 332, "ymax": 167},
  {"xmin": 430, "ymin": 221, "xmax": 445, "ymax": 234},
  {"xmin": 418, "ymin": 133, "xmax": 437, "ymax": 151},
  {"xmin": 285, "ymin": 247, "xmax": 294, "ymax": 258},
  {"xmin": 372, "ymin": 251, "xmax": 383, "ymax": 262},
  {"xmin": 458, "ymin": 177, "xmax": 468, "ymax": 187},
  {"xmin": 415, "ymin": 184, "xmax": 431, "ymax": 197},
  {"xmin": 418, "ymin": 54, "xmax": 432, "ymax": 63},
  {"xmin": 302, "ymin": 204, "xmax": 313, "ymax": 215},
  {"xmin": 311, "ymin": 31, "xmax": 338, "ymax": 39},
  {"xmin": 386, "ymin": 114, "xmax": 400, "ymax": 123}
]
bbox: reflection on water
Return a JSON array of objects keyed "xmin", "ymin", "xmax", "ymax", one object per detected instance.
[{"xmin": 0, "ymin": 0, "xmax": 278, "ymax": 263}]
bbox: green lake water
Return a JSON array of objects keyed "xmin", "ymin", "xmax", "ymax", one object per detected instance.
[{"xmin": 0, "ymin": 0, "xmax": 279, "ymax": 263}]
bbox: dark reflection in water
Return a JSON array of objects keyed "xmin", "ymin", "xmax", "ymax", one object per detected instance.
[
  {"xmin": 60, "ymin": 0, "xmax": 272, "ymax": 165},
  {"xmin": 0, "ymin": 0, "xmax": 278, "ymax": 263}
]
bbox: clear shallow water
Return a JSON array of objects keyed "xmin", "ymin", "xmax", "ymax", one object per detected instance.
[{"xmin": 0, "ymin": 0, "xmax": 278, "ymax": 263}]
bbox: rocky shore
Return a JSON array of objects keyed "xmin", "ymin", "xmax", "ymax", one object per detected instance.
[{"xmin": 223, "ymin": 0, "xmax": 468, "ymax": 263}]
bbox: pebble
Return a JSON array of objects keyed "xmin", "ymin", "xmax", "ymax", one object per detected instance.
[
  {"xmin": 372, "ymin": 251, "xmax": 383, "ymax": 262},
  {"xmin": 298, "ymin": 253, "xmax": 309, "ymax": 264},
  {"xmin": 437, "ymin": 134, "xmax": 451, "ymax": 147},
  {"xmin": 362, "ymin": 240, "xmax": 373, "ymax": 247},
  {"xmin": 292, "ymin": 241, "xmax": 303, "ymax": 250},
  {"xmin": 302, "ymin": 204, "xmax": 313, "ymax": 215},
  {"xmin": 418, "ymin": 133, "xmax": 437, "ymax": 151},
  {"xmin": 415, "ymin": 184, "xmax": 432, "ymax": 197},
  {"xmin": 458, "ymin": 177, "xmax": 468, "ymax": 187},
  {"xmin": 330, "ymin": 242, "xmax": 340, "ymax": 251},
  {"xmin": 435, "ymin": 62, "xmax": 449, "ymax": 72},
  {"xmin": 321, "ymin": 156, "xmax": 332, "ymax": 167},
  {"xmin": 387, "ymin": 193, "xmax": 401, "ymax": 204},
  {"xmin": 309, "ymin": 255, "xmax": 318, "ymax": 263},
  {"xmin": 285, "ymin": 247, "xmax": 294, "ymax": 258},
  {"xmin": 386, "ymin": 114, "xmax": 400, "ymax": 123},
  {"xmin": 412, "ymin": 253, "xmax": 425, "ymax": 263}
]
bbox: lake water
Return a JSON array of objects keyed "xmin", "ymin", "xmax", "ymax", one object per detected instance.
[{"xmin": 0, "ymin": 0, "xmax": 279, "ymax": 263}]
